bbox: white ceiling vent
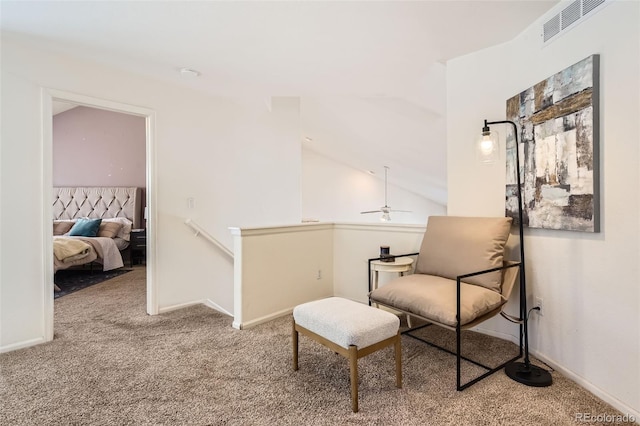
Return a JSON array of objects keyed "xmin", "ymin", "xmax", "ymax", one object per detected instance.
[
  {"xmin": 543, "ymin": 15, "xmax": 561, "ymax": 41},
  {"xmin": 583, "ymin": 0, "xmax": 606, "ymax": 15},
  {"xmin": 561, "ymin": 1, "xmax": 581, "ymax": 30},
  {"xmin": 543, "ymin": 0, "xmax": 609, "ymax": 44}
]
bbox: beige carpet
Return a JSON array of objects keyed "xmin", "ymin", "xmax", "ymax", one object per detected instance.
[{"xmin": 0, "ymin": 267, "xmax": 626, "ymax": 425}]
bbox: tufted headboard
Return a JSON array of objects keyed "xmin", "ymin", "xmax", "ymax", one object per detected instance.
[{"xmin": 53, "ymin": 187, "xmax": 143, "ymax": 229}]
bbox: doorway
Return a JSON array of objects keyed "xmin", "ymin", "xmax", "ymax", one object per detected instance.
[{"xmin": 42, "ymin": 89, "xmax": 157, "ymax": 341}]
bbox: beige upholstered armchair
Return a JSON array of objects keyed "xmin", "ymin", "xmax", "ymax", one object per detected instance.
[{"xmin": 369, "ymin": 216, "xmax": 521, "ymax": 390}]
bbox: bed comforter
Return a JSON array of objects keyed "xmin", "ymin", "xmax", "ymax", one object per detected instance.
[{"xmin": 53, "ymin": 236, "xmax": 124, "ymax": 272}]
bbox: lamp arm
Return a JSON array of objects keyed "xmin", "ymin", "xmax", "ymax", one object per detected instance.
[
  {"xmin": 483, "ymin": 118, "xmax": 551, "ymax": 386},
  {"xmin": 484, "ymin": 120, "xmax": 524, "ymax": 261},
  {"xmin": 485, "ymin": 119, "xmax": 529, "ymax": 367}
]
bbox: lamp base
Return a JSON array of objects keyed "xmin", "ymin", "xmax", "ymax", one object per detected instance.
[{"xmin": 505, "ymin": 362, "xmax": 553, "ymax": 387}]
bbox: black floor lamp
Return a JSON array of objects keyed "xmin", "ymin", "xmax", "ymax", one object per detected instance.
[{"xmin": 480, "ymin": 119, "xmax": 553, "ymax": 387}]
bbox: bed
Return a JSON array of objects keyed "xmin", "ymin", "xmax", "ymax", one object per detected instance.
[{"xmin": 52, "ymin": 187, "xmax": 142, "ymax": 276}]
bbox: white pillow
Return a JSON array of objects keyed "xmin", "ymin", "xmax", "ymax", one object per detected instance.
[{"xmin": 101, "ymin": 217, "xmax": 133, "ymax": 241}]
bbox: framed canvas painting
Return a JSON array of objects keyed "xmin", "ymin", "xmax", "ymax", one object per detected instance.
[{"xmin": 506, "ymin": 54, "xmax": 600, "ymax": 232}]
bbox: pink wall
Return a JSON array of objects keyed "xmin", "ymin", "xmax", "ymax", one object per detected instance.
[{"xmin": 53, "ymin": 105, "xmax": 146, "ymax": 209}]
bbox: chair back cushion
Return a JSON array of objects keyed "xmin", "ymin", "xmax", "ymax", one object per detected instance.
[{"xmin": 414, "ymin": 216, "xmax": 512, "ymax": 292}]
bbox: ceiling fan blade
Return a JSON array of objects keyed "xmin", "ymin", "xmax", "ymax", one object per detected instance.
[
  {"xmin": 360, "ymin": 210, "xmax": 382, "ymax": 214},
  {"xmin": 390, "ymin": 209, "xmax": 412, "ymax": 213}
]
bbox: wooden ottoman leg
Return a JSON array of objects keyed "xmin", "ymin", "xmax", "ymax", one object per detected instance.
[
  {"xmin": 349, "ymin": 345, "xmax": 359, "ymax": 413},
  {"xmin": 394, "ymin": 332, "xmax": 402, "ymax": 388},
  {"xmin": 292, "ymin": 319, "xmax": 299, "ymax": 371}
]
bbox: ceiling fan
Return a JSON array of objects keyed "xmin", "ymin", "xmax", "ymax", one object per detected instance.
[{"xmin": 360, "ymin": 166, "xmax": 411, "ymax": 221}]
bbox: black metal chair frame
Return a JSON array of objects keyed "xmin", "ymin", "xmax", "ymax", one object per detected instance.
[{"xmin": 368, "ymin": 254, "xmax": 523, "ymax": 391}]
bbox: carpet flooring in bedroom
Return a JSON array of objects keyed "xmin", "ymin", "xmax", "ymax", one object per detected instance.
[{"xmin": 54, "ymin": 268, "xmax": 132, "ymax": 298}]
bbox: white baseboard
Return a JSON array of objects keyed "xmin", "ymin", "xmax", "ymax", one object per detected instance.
[
  {"xmin": 473, "ymin": 326, "xmax": 639, "ymax": 422},
  {"xmin": 0, "ymin": 336, "xmax": 47, "ymax": 354},
  {"xmin": 531, "ymin": 351, "xmax": 639, "ymax": 423},
  {"xmin": 158, "ymin": 299, "xmax": 233, "ymax": 317},
  {"xmin": 202, "ymin": 299, "xmax": 233, "ymax": 317},
  {"xmin": 232, "ymin": 307, "xmax": 293, "ymax": 330},
  {"xmin": 472, "ymin": 326, "xmax": 519, "ymax": 345}
]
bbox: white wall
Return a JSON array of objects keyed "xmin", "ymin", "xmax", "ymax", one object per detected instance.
[
  {"xmin": 0, "ymin": 62, "xmax": 46, "ymax": 347},
  {"xmin": 0, "ymin": 34, "xmax": 440, "ymax": 351},
  {"xmin": 447, "ymin": 1, "xmax": 639, "ymax": 416},
  {"xmin": 302, "ymin": 148, "xmax": 446, "ymax": 224},
  {"xmin": 0, "ymin": 37, "xmax": 302, "ymax": 350}
]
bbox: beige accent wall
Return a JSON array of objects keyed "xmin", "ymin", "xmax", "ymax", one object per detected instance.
[{"xmin": 230, "ymin": 222, "xmax": 426, "ymax": 329}]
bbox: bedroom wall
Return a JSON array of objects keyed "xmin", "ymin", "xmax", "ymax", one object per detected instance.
[
  {"xmin": 53, "ymin": 106, "xmax": 147, "ymax": 225},
  {"xmin": 0, "ymin": 36, "xmax": 302, "ymax": 350},
  {"xmin": 446, "ymin": 0, "xmax": 639, "ymax": 416},
  {"xmin": 302, "ymin": 148, "xmax": 446, "ymax": 224},
  {"xmin": 53, "ymin": 105, "xmax": 146, "ymax": 190}
]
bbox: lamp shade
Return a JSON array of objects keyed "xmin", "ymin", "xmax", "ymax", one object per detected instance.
[{"xmin": 476, "ymin": 128, "xmax": 499, "ymax": 163}]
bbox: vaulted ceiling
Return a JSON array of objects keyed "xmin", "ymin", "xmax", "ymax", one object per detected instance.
[{"xmin": 1, "ymin": 0, "xmax": 559, "ymax": 205}]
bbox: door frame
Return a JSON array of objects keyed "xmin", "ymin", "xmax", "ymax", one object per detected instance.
[{"xmin": 42, "ymin": 89, "xmax": 158, "ymax": 340}]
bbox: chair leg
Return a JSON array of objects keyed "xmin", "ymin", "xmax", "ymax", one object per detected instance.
[
  {"xmin": 456, "ymin": 322, "xmax": 461, "ymax": 391},
  {"xmin": 394, "ymin": 332, "xmax": 402, "ymax": 388},
  {"xmin": 292, "ymin": 319, "xmax": 299, "ymax": 371},
  {"xmin": 349, "ymin": 345, "xmax": 358, "ymax": 413}
]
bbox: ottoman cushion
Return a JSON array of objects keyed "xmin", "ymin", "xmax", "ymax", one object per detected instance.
[{"xmin": 293, "ymin": 297, "xmax": 400, "ymax": 349}]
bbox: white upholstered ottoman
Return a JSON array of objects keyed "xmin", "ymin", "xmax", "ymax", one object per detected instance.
[{"xmin": 292, "ymin": 297, "xmax": 402, "ymax": 412}]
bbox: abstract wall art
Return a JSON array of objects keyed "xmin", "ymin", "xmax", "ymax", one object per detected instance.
[{"xmin": 506, "ymin": 54, "xmax": 600, "ymax": 232}]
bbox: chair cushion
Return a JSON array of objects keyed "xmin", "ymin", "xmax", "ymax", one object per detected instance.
[
  {"xmin": 414, "ymin": 216, "xmax": 512, "ymax": 292},
  {"xmin": 293, "ymin": 297, "xmax": 399, "ymax": 349},
  {"xmin": 370, "ymin": 274, "xmax": 505, "ymax": 327}
]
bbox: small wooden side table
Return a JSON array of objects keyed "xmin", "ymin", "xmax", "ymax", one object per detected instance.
[{"xmin": 370, "ymin": 257, "xmax": 414, "ymax": 292}]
